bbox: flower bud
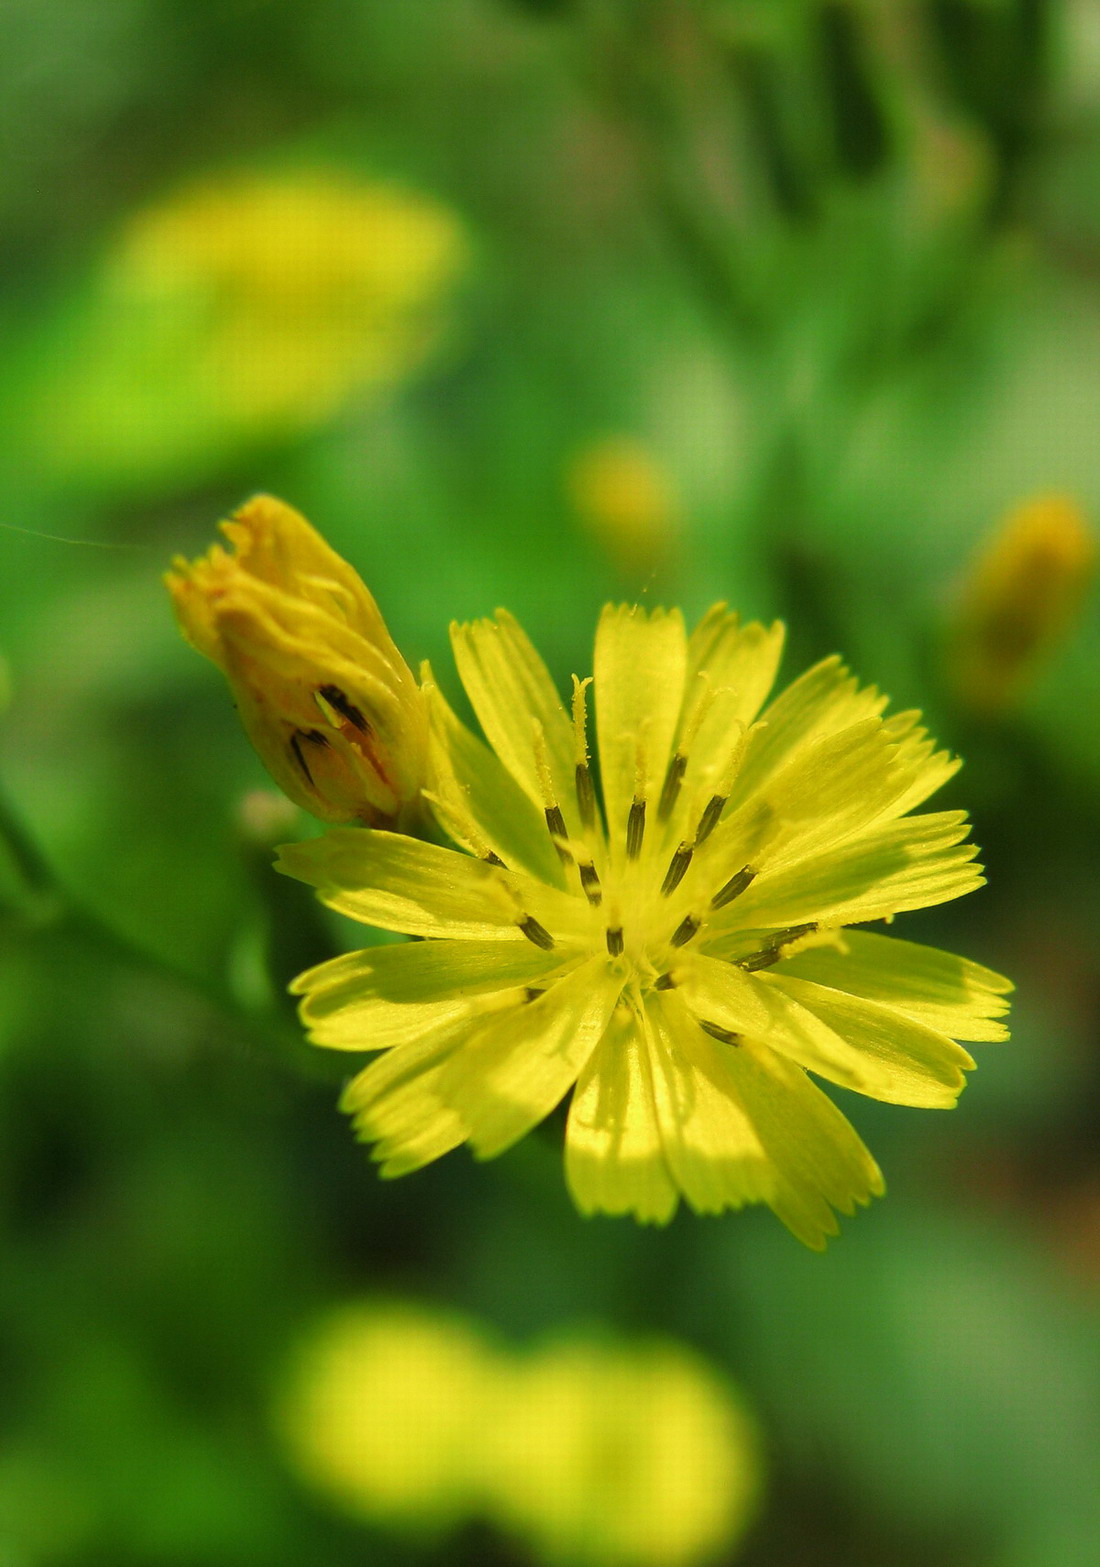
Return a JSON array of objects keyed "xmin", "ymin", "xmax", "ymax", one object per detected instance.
[
  {"xmin": 948, "ymin": 493, "xmax": 1097, "ymax": 714},
  {"xmin": 167, "ymin": 495, "xmax": 428, "ymax": 826}
]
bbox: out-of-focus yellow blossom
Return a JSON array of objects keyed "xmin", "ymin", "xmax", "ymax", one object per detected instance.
[
  {"xmin": 167, "ymin": 495, "xmax": 428, "ymax": 827},
  {"xmin": 278, "ymin": 1302, "xmax": 762, "ymax": 1567},
  {"xmin": 949, "ymin": 493, "xmax": 1097, "ymax": 714},
  {"xmin": 567, "ymin": 439, "xmax": 680, "ymax": 576},
  {"xmin": 279, "ymin": 1304, "xmax": 496, "ymax": 1530},
  {"xmin": 490, "ymin": 1338, "xmax": 760, "ymax": 1567},
  {"xmin": 39, "ymin": 169, "xmax": 467, "ymax": 484}
]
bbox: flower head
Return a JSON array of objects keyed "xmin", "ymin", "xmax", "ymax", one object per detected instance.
[
  {"xmin": 278, "ymin": 604, "xmax": 1011, "ymax": 1246},
  {"xmin": 168, "ymin": 495, "xmax": 428, "ymax": 826}
]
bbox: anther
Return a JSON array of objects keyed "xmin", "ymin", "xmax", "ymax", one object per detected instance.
[
  {"xmin": 318, "ymin": 684, "xmax": 369, "ymax": 733},
  {"xmin": 670, "ymin": 914, "xmax": 701, "ymax": 948},
  {"xmin": 289, "ymin": 729, "xmax": 329, "ymax": 787},
  {"xmin": 657, "ymin": 753, "xmax": 687, "ymax": 822},
  {"xmin": 711, "ymin": 865, "xmax": 756, "ymax": 910},
  {"xmin": 654, "ymin": 971, "xmax": 677, "ymax": 990},
  {"xmin": 661, "ymin": 841, "xmax": 694, "ymax": 897},
  {"xmin": 606, "ymin": 926, "xmax": 625, "ymax": 956},
  {"xmin": 544, "ymin": 804, "xmax": 573, "ymax": 866},
  {"xmin": 699, "ymin": 1020, "xmax": 742, "ymax": 1046},
  {"xmin": 694, "ymin": 793, "xmax": 726, "ymax": 847},
  {"xmin": 739, "ymin": 948, "xmax": 780, "ymax": 973},
  {"xmin": 518, "ymin": 915, "xmax": 556, "ymax": 951},
  {"xmin": 626, "ymin": 798, "xmax": 646, "ymax": 860},
  {"xmin": 578, "ymin": 860, "xmax": 603, "ymax": 906},
  {"xmin": 575, "ymin": 764, "xmax": 597, "ymax": 831}
]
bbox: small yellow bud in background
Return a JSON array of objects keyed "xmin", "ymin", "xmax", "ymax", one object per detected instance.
[
  {"xmin": 567, "ymin": 438, "xmax": 680, "ymax": 577},
  {"xmin": 948, "ymin": 493, "xmax": 1097, "ymax": 715},
  {"xmin": 167, "ymin": 495, "xmax": 428, "ymax": 827}
]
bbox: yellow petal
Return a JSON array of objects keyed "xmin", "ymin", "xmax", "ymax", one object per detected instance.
[
  {"xmin": 643, "ymin": 995, "xmax": 772, "ymax": 1217},
  {"xmin": 439, "ymin": 956, "xmax": 621, "ymax": 1159},
  {"xmin": 450, "ymin": 611, "xmax": 579, "ymax": 830},
  {"xmin": 277, "ymin": 829, "xmax": 593, "ymax": 943},
  {"xmin": 565, "ymin": 1006, "xmax": 678, "ymax": 1224},
  {"xmin": 423, "ymin": 676, "xmax": 566, "ymax": 885},
  {"xmin": 775, "ymin": 929, "xmax": 1012, "ymax": 1042},
  {"xmin": 594, "ymin": 605, "xmax": 687, "ymax": 858}
]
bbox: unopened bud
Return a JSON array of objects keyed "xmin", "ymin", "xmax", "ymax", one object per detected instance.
[
  {"xmin": 948, "ymin": 493, "xmax": 1097, "ymax": 714},
  {"xmin": 167, "ymin": 495, "xmax": 428, "ymax": 827}
]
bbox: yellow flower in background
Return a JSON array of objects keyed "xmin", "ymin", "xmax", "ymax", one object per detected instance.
[
  {"xmin": 491, "ymin": 1338, "xmax": 760, "ymax": 1567},
  {"xmin": 167, "ymin": 495, "xmax": 428, "ymax": 827},
  {"xmin": 279, "ymin": 1304, "xmax": 495, "ymax": 1531},
  {"xmin": 279, "ymin": 1302, "xmax": 762, "ymax": 1567},
  {"xmin": 568, "ymin": 438, "xmax": 680, "ymax": 577},
  {"xmin": 38, "ymin": 168, "xmax": 467, "ymax": 485},
  {"xmin": 280, "ymin": 600, "xmax": 1011, "ymax": 1247},
  {"xmin": 948, "ymin": 492, "xmax": 1097, "ymax": 714}
]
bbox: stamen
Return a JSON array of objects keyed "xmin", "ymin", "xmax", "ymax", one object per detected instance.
[
  {"xmin": 694, "ymin": 793, "xmax": 726, "ymax": 847},
  {"xmin": 699, "ymin": 1020, "xmax": 741, "ymax": 1046},
  {"xmin": 571, "ymin": 675, "xmax": 592, "ymax": 766},
  {"xmin": 578, "ymin": 859, "xmax": 603, "ymax": 906},
  {"xmin": 739, "ymin": 948, "xmax": 781, "ymax": 973},
  {"xmin": 654, "ymin": 972, "xmax": 677, "ymax": 990},
  {"xmin": 318, "ymin": 684, "xmax": 369, "ymax": 733},
  {"xmin": 575, "ymin": 763, "xmax": 597, "ymax": 831},
  {"xmin": 289, "ymin": 729, "xmax": 329, "ymax": 786},
  {"xmin": 670, "ymin": 914, "xmax": 701, "ymax": 948},
  {"xmin": 606, "ymin": 926, "xmax": 625, "ymax": 956},
  {"xmin": 657, "ymin": 752, "xmax": 687, "ymax": 822},
  {"xmin": 626, "ymin": 798, "xmax": 646, "ymax": 859},
  {"xmin": 544, "ymin": 804, "xmax": 573, "ymax": 866},
  {"xmin": 711, "ymin": 865, "xmax": 756, "ymax": 910},
  {"xmin": 738, "ymin": 921, "xmax": 817, "ymax": 971},
  {"xmin": 661, "ymin": 840, "xmax": 694, "ymax": 897},
  {"xmin": 518, "ymin": 915, "xmax": 556, "ymax": 950},
  {"xmin": 289, "ymin": 734, "xmax": 313, "ymax": 787},
  {"xmin": 571, "ymin": 676, "xmax": 597, "ymax": 831}
]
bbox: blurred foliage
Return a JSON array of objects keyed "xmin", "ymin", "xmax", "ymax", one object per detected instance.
[{"xmin": 2, "ymin": 1, "xmax": 1100, "ymax": 1565}]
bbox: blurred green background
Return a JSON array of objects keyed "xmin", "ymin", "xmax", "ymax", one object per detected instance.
[{"xmin": 2, "ymin": 2, "xmax": 1100, "ymax": 1564}]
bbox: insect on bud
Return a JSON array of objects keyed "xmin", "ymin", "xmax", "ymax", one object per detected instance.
[{"xmin": 166, "ymin": 494, "xmax": 428, "ymax": 827}]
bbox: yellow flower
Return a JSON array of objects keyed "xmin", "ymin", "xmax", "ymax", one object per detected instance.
[
  {"xmin": 567, "ymin": 438, "xmax": 680, "ymax": 576},
  {"xmin": 36, "ymin": 169, "xmax": 467, "ymax": 485},
  {"xmin": 949, "ymin": 492, "xmax": 1097, "ymax": 714},
  {"xmin": 279, "ymin": 1304, "xmax": 496, "ymax": 1532},
  {"xmin": 167, "ymin": 495, "xmax": 428, "ymax": 827},
  {"xmin": 490, "ymin": 1337, "xmax": 760, "ymax": 1567},
  {"xmin": 278, "ymin": 604, "xmax": 1012, "ymax": 1246},
  {"xmin": 278, "ymin": 1302, "xmax": 762, "ymax": 1567}
]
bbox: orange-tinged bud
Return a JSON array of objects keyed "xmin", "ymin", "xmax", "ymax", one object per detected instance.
[
  {"xmin": 167, "ymin": 495, "xmax": 428, "ymax": 827},
  {"xmin": 949, "ymin": 493, "xmax": 1097, "ymax": 714}
]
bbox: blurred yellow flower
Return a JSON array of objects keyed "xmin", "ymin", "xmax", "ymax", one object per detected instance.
[
  {"xmin": 948, "ymin": 493, "xmax": 1097, "ymax": 714},
  {"xmin": 491, "ymin": 1338, "xmax": 760, "ymax": 1567},
  {"xmin": 38, "ymin": 168, "xmax": 467, "ymax": 484},
  {"xmin": 281, "ymin": 601, "xmax": 1011, "ymax": 1247},
  {"xmin": 279, "ymin": 1304, "xmax": 496, "ymax": 1530},
  {"xmin": 567, "ymin": 438, "xmax": 680, "ymax": 576},
  {"xmin": 167, "ymin": 495, "xmax": 428, "ymax": 827},
  {"xmin": 279, "ymin": 1302, "xmax": 762, "ymax": 1567}
]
